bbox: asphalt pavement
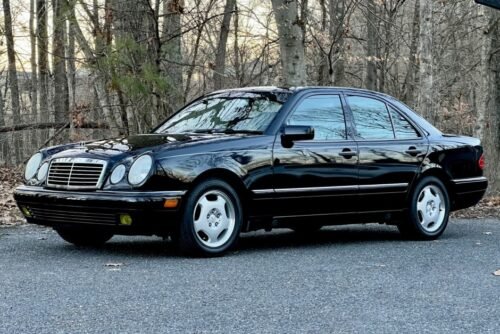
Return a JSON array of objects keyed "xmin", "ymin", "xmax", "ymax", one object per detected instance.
[{"xmin": 0, "ymin": 219, "xmax": 499, "ymax": 334}]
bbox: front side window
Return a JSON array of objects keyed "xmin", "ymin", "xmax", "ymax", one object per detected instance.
[
  {"xmin": 287, "ymin": 95, "xmax": 347, "ymax": 141},
  {"xmin": 155, "ymin": 93, "xmax": 287, "ymax": 134},
  {"xmin": 347, "ymin": 96, "xmax": 394, "ymax": 140}
]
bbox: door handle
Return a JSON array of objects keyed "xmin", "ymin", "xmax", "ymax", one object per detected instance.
[
  {"xmin": 405, "ymin": 146, "xmax": 422, "ymax": 156},
  {"xmin": 339, "ymin": 148, "xmax": 357, "ymax": 159}
]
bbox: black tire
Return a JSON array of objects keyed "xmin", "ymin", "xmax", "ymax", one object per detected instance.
[
  {"xmin": 55, "ymin": 227, "xmax": 113, "ymax": 246},
  {"xmin": 398, "ymin": 176, "xmax": 450, "ymax": 240},
  {"xmin": 177, "ymin": 179, "xmax": 243, "ymax": 257}
]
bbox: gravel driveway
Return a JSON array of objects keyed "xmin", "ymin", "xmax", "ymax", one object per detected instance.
[{"xmin": 1, "ymin": 219, "xmax": 499, "ymax": 334}]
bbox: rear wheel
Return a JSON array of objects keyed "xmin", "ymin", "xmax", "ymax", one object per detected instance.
[
  {"xmin": 55, "ymin": 227, "xmax": 113, "ymax": 246},
  {"xmin": 177, "ymin": 179, "xmax": 243, "ymax": 256},
  {"xmin": 398, "ymin": 176, "xmax": 450, "ymax": 240}
]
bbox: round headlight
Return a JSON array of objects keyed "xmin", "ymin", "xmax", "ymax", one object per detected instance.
[
  {"xmin": 25, "ymin": 153, "xmax": 43, "ymax": 180},
  {"xmin": 110, "ymin": 164, "xmax": 126, "ymax": 184},
  {"xmin": 37, "ymin": 162, "xmax": 49, "ymax": 181},
  {"xmin": 128, "ymin": 155, "xmax": 153, "ymax": 186}
]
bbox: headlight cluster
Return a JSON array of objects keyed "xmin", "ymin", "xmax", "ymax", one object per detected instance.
[
  {"xmin": 110, "ymin": 154, "xmax": 154, "ymax": 187},
  {"xmin": 25, "ymin": 153, "xmax": 48, "ymax": 182}
]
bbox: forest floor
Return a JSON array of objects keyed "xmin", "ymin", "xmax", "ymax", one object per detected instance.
[{"xmin": 0, "ymin": 167, "xmax": 498, "ymax": 226}]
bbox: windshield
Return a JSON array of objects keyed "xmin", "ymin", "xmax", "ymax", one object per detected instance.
[{"xmin": 154, "ymin": 93, "xmax": 287, "ymax": 134}]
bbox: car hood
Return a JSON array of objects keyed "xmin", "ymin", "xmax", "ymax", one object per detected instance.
[{"xmin": 45, "ymin": 133, "xmax": 254, "ymax": 160}]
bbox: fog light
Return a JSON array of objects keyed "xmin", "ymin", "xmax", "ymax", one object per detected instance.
[
  {"xmin": 119, "ymin": 214, "xmax": 133, "ymax": 226},
  {"xmin": 21, "ymin": 206, "xmax": 32, "ymax": 218},
  {"xmin": 164, "ymin": 198, "xmax": 180, "ymax": 209}
]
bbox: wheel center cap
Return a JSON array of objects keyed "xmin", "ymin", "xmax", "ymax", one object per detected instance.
[
  {"xmin": 207, "ymin": 209, "xmax": 221, "ymax": 228},
  {"xmin": 426, "ymin": 201, "xmax": 436, "ymax": 215}
]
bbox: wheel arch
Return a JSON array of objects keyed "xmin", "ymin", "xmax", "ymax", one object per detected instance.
[
  {"xmin": 413, "ymin": 167, "xmax": 454, "ymax": 204},
  {"xmin": 190, "ymin": 168, "xmax": 250, "ymax": 206}
]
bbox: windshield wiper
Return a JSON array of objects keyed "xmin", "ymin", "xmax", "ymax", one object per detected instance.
[
  {"xmin": 182, "ymin": 128, "xmax": 263, "ymax": 135},
  {"xmin": 215, "ymin": 129, "xmax": 263, "ymax": 135}
]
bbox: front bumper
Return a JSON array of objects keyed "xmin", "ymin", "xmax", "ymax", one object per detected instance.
[{"xmin": 14, "ymin": 185, "xmax": 186, "ymax": 234}]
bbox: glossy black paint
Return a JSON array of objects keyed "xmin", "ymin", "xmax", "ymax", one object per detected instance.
[{"xmin": 14, "ymin": 87, "xmax": 488, "ymax": 234}]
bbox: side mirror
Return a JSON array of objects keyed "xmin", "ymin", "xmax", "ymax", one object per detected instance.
[
  {"xmin": 281, "ymin": 125, "xmax": 315, "ymax": 146},
  {"xmin": 475, "ymin": 0, "xmax": 500, "ymax": 10}
]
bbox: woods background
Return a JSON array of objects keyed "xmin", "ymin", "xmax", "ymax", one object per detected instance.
[{"xmin": 0, "ymin": 0, "xmax": 499, "ymax": 193}]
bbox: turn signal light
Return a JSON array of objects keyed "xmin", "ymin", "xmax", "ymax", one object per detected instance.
[
  {"xmin": 164, "ymin": 198, "xmax": 180, "ymax": 209},
  {"xmin": 478, "ymin": 154, "xmax": 485, "ymax": 170}
]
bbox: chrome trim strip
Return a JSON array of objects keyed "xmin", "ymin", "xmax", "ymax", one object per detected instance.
[
  {"xmin": 16, "ymin": 185, "xmax": 186, "ymax": 197},
  {"xmin": 452, "ymin": 176, "xmax": 488, "ymax": 184},
  {"xmin": 275, "ymin": 185, "xmax": 358, "ymax": 193},
  {"xmin": 252, "ymin": 189, "xmax": 274, "ymax": 194},
  {"xmin": 359, "ymin": 183, "xmax": 408, "ymax": 190},
  {"xmin": 252, "ymin": 183, "xmax": 408, "ymax": 194}
]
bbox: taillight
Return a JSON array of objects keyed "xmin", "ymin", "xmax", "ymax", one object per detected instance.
[{"xmin": 478, "ymin": 154, "xmax": 485, "ymax": 170}]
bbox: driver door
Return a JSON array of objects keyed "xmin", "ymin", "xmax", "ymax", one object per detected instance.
[{"xmin": 271, "ymin": 93, "xmax": 359, "ymax": 217}]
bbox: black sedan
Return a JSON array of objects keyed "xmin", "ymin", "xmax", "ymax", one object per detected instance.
[{"xmin": 14, "ymin": 87, "xmax": 488, "ymax": 256}]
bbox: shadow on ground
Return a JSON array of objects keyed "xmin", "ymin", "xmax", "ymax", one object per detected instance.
[{"xmin": 39, "ymin": 223, "xmax": 462, "ymax": 258}]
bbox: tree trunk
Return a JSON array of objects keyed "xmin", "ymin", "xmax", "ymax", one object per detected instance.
[
  {"xmin": 271, "ymin": 0, "xmax": 307, "ymax": 86},
  {"xmin": 402, "ymin": 0, "xmax": 420, "ymax": 107},
  {"xmin": 52, "ymin": 0, "xmax": 70, "ymax": 124},
  {"xmin": 330, "ymin": 0, "xmax": 346, "ymax": 86},
  {"xmin": 29, "ymin": 0, "xmax": 38, "ymax": 122},
  {"xmin": 37, "ymin": 0, "xmax": 49, "ymax": 122},
  {"xmin": 233, "ymin": 4, "xmax": 242, "ymax": 86},
  {"xmin": 416, "ymin": 0, "xmax": 434, "ymax": 120},
  {"xmin": 3, "ymin": 0, "xmax": 21, "ymax": 124},
  {"xmin": 365, "ymin": 0, "xmax": 377, "ymax": 90},
  {"xmin": 213, "ymin": 0, "xmax": 236, "ymax": 91},
  {"xmin": 476, "ymin": 7, "xmax": 499, "ymax": 191},
  {"xmin": 0, "ymin": 74, "xmax": 5, "ymax": 127},
  {"xmin": 162, "ymin": 0, "xmax": 184, "ymax": 116}
]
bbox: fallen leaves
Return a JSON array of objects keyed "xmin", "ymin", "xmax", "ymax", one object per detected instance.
[
  {"xmin": 0, "ymin": 167, "xmax": 24, "ymax": 226},
  {"xmin": 105, "ymin": 262, "xmax": 125, "ymax": 271},
  {"xmin": 451, "ymin": 196, "xmax": 500, "ymax": 219}
]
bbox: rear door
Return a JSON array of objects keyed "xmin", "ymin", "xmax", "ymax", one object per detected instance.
[
  {"xmin": 270, "ymin": 93, "xmax": 359, "ymax": 217},
  {"xmin": 345, "ymin": 94, "xmax": 428, "ymax": 212}
]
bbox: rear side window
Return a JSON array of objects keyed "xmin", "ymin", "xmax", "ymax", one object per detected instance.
[
  {"xmin": 347, "ymin": 96, "xmax": 394, "ymax": 140},
  {"xmin": 287, "ymin": 95, "xmax": 347, "ymax": 141},
  {"xmin": 388, "ymin": 105, "xmax": 420, "ymax": 139}
]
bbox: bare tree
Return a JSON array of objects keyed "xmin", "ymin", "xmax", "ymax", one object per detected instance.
[
  {"xmin": 364, "ymin": 0, "xmax": 378, "ymax": 90},
  {"xmin": 162, "ymin": 0, "xmax": 184, "ymax": 116},
  {"xmin": 3, "ymin": 0, "xmax": 21, "ymax": 124},
  {"xmin": 271, "ymin": 0, "xmax": 306, "ymax": 86},
  {"xmin": 29, "ymin": 0, "xmax": 38, "ymax": 122},
  {"xmin": 37, "ymin": 0, "xmax": 49, "ymax": 121},
  {"xmin": 416, "ymin": 0, "xmax": 433, "ymax": 120},
  {"xmin": 214, "ymin": 0, "xmax": 236, "ymax": 90}
]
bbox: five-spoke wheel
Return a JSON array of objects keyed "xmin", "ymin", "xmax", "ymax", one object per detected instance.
[
  {"xmin": 398, "ymin": 176, "xmax": 450, "ymax": 240},
  {"xmin": 177, "ymin": 179, "xmax": 243, "ymax": 256}
]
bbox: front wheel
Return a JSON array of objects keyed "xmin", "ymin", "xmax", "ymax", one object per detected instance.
[
  {"xmin": 177, "ymin": 179, "xmax": 243, "ymax": 256},
  {"xmin": 55, "ymin": 227, "xmax": 113, "ymax": 247},
  {"xmin": 398, "ymin": 176, "xmax": 450, "ymax": 240}
]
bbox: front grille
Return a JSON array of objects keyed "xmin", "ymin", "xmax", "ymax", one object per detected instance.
[
  {"xmin": 47, "ymin": 158, "xmax": 106, "ymax": 189},
  {"xmin": 29, "ymin": 206, "xmax": 117, "ymax": 225}
]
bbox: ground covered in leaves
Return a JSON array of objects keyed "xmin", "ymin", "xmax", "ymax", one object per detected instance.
[
  {"xmin": 0, "ymin": 167, "xmax": 498, "ymax": 226},
  {"xmin": 0, "ymin": 167, "xmax": 24, "ymax": 226}
]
